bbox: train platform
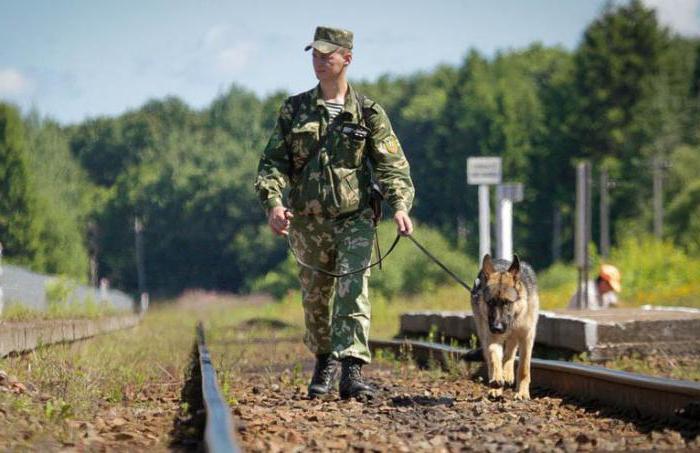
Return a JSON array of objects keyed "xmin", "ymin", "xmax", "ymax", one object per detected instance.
[{"xmin": 399, "ymin": 306, "xmax": 700, "ymax": 360}]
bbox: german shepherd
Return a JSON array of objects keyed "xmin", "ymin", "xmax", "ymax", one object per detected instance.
[{"xmin": 471, "ymin": 254, "xmax": 539, "ymax": 400}]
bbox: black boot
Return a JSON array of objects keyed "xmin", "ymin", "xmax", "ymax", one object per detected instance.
[
  {"xmin": 307, "ymin": 354, "xmax": 339, "ymax": 398},
  {"xmin": 339, "ymin": 357, "xmax": 375, "ymax": 400}
]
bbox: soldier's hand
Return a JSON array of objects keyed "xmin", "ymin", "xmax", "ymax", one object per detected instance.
[
  {"xmin": 394, "ymin": 210, "xmax": 413, "ymax": 236},
  {"xmin": 268, "ymin": 206, "xmax": 294, "ymax": 236}
]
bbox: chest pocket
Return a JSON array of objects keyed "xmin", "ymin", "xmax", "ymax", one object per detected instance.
[
  {"xmin": 333, "ymin": 122, "xmax": 368, "ymax": 168},
  {"xmin": 289, "ymin": 121, "xmax": 320, "ymax": 174}
]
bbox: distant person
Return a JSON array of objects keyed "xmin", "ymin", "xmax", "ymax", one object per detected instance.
[
  {"xmin": 254, "ymin": 26, "xmax": 415, "ymax": 400},
  {"xmin": 568, "ymin": 264, "xmax": 621, "ymax": 310}
]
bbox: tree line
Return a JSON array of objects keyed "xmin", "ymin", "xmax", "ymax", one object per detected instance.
[{"xmin": 1, "ymin": 1, "xmax": 699, "ymax": 296}]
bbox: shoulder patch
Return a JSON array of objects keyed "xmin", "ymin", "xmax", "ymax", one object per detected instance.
[{"xmin": 383, "ymin": 135, "xmax": 400, "ymax": 154}]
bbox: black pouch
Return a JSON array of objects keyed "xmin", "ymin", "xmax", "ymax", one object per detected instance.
[{"xmin": 369, "ymin": 181, "xmax": 384, "ymax": 227}]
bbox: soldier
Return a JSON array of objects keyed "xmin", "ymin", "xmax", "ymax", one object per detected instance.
[{"xmin": 255, "ymin": 26, "xmax": 415, "ymax": 400}]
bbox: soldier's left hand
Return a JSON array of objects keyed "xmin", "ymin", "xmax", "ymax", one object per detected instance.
[{"xmin": 394, "ymin": 210, "xmax": 413, "ymax": 236}]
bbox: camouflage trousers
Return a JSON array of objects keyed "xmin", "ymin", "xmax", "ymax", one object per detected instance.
[{"xmin": 289, "ymin": 208, "xmax": 375, "ymax": 363}]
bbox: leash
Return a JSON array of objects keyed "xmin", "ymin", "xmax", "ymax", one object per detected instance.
[
  {"xmin": 288, "ymin": 232, "xmax": 472, "ymax": 292},
  {"xmin": 403, "ymin": 235, "xmax": 472, "ymax": 292}
]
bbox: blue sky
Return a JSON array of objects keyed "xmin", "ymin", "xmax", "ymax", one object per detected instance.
[{"xmin": 1, "ymin": 0, "xmax": 699, "ymax": 124}]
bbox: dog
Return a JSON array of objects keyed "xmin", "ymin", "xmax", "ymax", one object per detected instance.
[{"xmin": 470, "ymin": 254, "xmax": 539, "ymax": 400}]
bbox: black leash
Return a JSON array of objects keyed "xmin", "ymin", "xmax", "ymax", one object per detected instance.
[
  {"xmin": 288, "ymin": 232, "xmax": 472, "ymax": 292},
  {"xmin": 403, "ymin": 235, "xmax": 472, "ymax": 292}
]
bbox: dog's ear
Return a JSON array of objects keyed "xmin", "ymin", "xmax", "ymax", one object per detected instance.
[
  {"xmin": 481, "ymin": 254, "xmax": 495, "ymax": 278},
  {"xmin": 508, "ymin": 254, "xmax": 521, "ymax": 278}
]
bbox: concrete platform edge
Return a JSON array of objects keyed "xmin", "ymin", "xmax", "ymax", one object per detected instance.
[{"xmin": 0, "ymin": 314, "xmax": 141, "ymax": 357}]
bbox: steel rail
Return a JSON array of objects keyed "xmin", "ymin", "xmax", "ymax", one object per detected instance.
[
  {"xmin": 196, "ymin": 322, "xmax": 240, "ymax": 453},
  {"xmin": 369, "ymin": 338, "xmax": 700, "ymax": 420}
]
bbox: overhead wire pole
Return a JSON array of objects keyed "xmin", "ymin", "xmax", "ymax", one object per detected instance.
[
  {"xmin": 575, "ymin": 162, "xmax": 591, "ymax": 309},
  {"xmin": 600, "ymin": 169, "xmax": 610, "ymax": 258},
  {"xmin": 585, "ymin": 163, "xmax": 592, "ymax": 309},
  {"xmin": 653, "ymin": 155, "xmax": 664, "ymax": 239},
  {"xmin": 134, "ymin": 217, "xmax": 148, "ymax": 313}
]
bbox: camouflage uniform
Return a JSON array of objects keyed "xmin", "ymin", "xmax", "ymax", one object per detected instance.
[{"xmin": 255, "ymin": 58, "xmax": 414, "ymax": 365}]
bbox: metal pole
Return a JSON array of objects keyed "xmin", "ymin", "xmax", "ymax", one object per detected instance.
[
  {"xmin": 134, "ymin": 217, "xmax": 147, "ymax": 312},
  {"xmin": 478, "ymin": 184, "xmax": 491, "ymax": 261},
  {"xmin": 495, "ymin": 189, "xmax": 502, "ymax": 260},
  {"xmin": 575, "ymin": 162, "xmax": 591, "ymax": 309},
  {"xmin": 495, "ymin": 188, "xmax": 513, "ymax": 260},
  {"xmin": 600, "ymin": 169, "xmax": 610, "ymax": 258},
  {"xmin": 653, "ymin": 156, "xmax": 663, "ymax": 238},
  {"xmin": 584, "ymin": 162, "xmax": 591, "ymax": 309},
  {"xmin": 88, "ymin": 221, "xmax": 99, "ymax": 287}
]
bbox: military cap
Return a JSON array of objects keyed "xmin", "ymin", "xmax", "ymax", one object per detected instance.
[{"xmin": 304, "ymin": 26, "xmax": 353, "ymax": 53}]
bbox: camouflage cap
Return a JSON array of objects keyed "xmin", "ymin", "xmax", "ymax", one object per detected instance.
[{"xmin": 304, "ymin": 26, "xmax": 353, "ymax": 53}]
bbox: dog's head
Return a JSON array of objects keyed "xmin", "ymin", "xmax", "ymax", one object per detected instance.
[{"xmin": 475, "ymin": 254, "xmax": 524, "ymax": 335}]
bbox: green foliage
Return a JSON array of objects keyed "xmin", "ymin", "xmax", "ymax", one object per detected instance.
[
  {"xmin": 610, "ymin": 234, "xmax": 700, "ymax": 298},
  {"xmin": 44, "ymin": 399, "xmax": 73, "ymax": 421},
  {"xmin": 667, "ymin": 180, "xmax": 700, "ymax": 255},
  {"xmin": 537, "ymin": 261, "xmax": 577, "ymax": 292},
  {"xmin": 24, "ymin": 114, "xmax": 91, "ymax": 278},
  {"xmin": 0, "ymin": 103, "xmax": 41, "ymax": 263},
  {"xmin": 250, "ymin": 253, "xmax": 297, "ymax": 298},
  {"xmin": 45, "ymin": 276, "xmax": 77, "ymax": 307},
  {"xmin": 370, "ymin": 221, "xmax": 476, "ymax": 297}
]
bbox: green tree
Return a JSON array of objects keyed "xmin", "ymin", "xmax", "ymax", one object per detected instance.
[
  {"xmin": 0, "ymin": 103, "xmax": 40, "ymax": 263},
  {"xmin": 24, "ymin": 113, "xmax": 91, "ymax": 278}
]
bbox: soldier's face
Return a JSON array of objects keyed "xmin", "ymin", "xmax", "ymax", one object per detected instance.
[{"xmin": 312, "ymin": 49, "xmax": 350, "ymax": 81}]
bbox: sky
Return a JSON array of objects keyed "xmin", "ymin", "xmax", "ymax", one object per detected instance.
[{"xmin": 1, "ymin": 0, "xmax": 699, "ymax": 125}]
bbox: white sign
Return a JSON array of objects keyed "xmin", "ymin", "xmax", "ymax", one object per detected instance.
[
  {"xmin": 497, "ymin": 183, "xmax": 524, "ymax": 202},
  {"xmin": 467, "ymin": 157, "xmax": 502, "ymax": 185}
]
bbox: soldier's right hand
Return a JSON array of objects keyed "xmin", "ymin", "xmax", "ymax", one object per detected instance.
[{"xmin": 268, "ymin": 206, "xmax": 294, "ymax": 236}]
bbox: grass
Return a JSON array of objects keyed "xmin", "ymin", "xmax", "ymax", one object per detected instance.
[
  {"xmin": 0, "ymin": 293, "xmax": 227, "ymax": 449},
  {"xmin": 1, "ymin": 275, "xmax": 126, "ymax": 322},
  {"xmin": 1, "ymin": 298, "xmax": 123, "ymax": 322},
  {"xmin": 575, "ymin": 352, "xmax": 700, "ymax": 382}
]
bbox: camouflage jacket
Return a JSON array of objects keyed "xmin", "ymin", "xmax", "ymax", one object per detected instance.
[{"xmin": 255, "ymin": 83, "xmax": 414, "ymax": 218}]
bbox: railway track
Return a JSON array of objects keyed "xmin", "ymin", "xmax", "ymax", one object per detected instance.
[
  {"xmin": 186, "ymin": 322, "xmax": 241, "ymax": 452},
  {"xmin": 195, "ymin": 318, "xmax": 699, "ymax": 451},
  {"xmin": 368, "ymin": 338, "xmax": 700, "ymax": 421}
]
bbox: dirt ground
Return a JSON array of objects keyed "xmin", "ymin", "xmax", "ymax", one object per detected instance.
[
  {"xmin": 207, "ymin": 322, "xmax": 700, "ymax": 452},
  {"xmin": 1, "ymin": 295, "xmax": 698, "ymax": 452}
]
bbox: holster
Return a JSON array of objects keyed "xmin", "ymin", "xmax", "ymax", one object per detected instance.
[
  {"xmin": 369, "ymin": 181, "xmax": 384, "ymax": 270},
  {"xmin": 369, "ymin": 181, "xmax": 384, "ymax": 227}
]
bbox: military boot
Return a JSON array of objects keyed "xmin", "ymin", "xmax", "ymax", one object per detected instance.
[
  {"xmin": 339, "ymin": 357, "xmax": 375, "ymax": 400},
  {"xmin": 307, "ymin": 354, "xmax": 339, "ymax": 398}
]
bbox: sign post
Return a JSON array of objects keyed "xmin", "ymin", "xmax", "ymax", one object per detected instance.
[
  {"xmin": 467, "ymin": 157, "xmax": 502, "ymax": 262},
  {"xmin": 496, "ymin": 183, "xmax": 524, "ymax": 260}
]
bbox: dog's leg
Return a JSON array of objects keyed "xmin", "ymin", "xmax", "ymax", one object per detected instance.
[
  {"xmin": 486, "ymin": 342, "xmax": 504, "ymax": 399},
  {"xmin": 502, "ymin": 337, "xmax": 518, "ymax": 388},
  {"xmin": 515, "ymin": 333, "xmax": 535, "ymax": 400}
]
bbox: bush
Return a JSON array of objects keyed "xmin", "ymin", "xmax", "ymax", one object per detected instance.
[
  {"xmin": 538, "ymin": 234, "xmax": 700, "ymax": 309},
  {"xmin": 250, "ymin": 254, "xmax": 298, "ymax": 299},
  {"xmin": 610, "ymin": 234, "xmax": 700, "ymax": 306},
  {"xmin": 370, "ymin": 221, "xmax": 476, "ymax": 298},
  {"xmin": 45, "ymin": 276, "xmax": 77, "ymax": 308}
]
